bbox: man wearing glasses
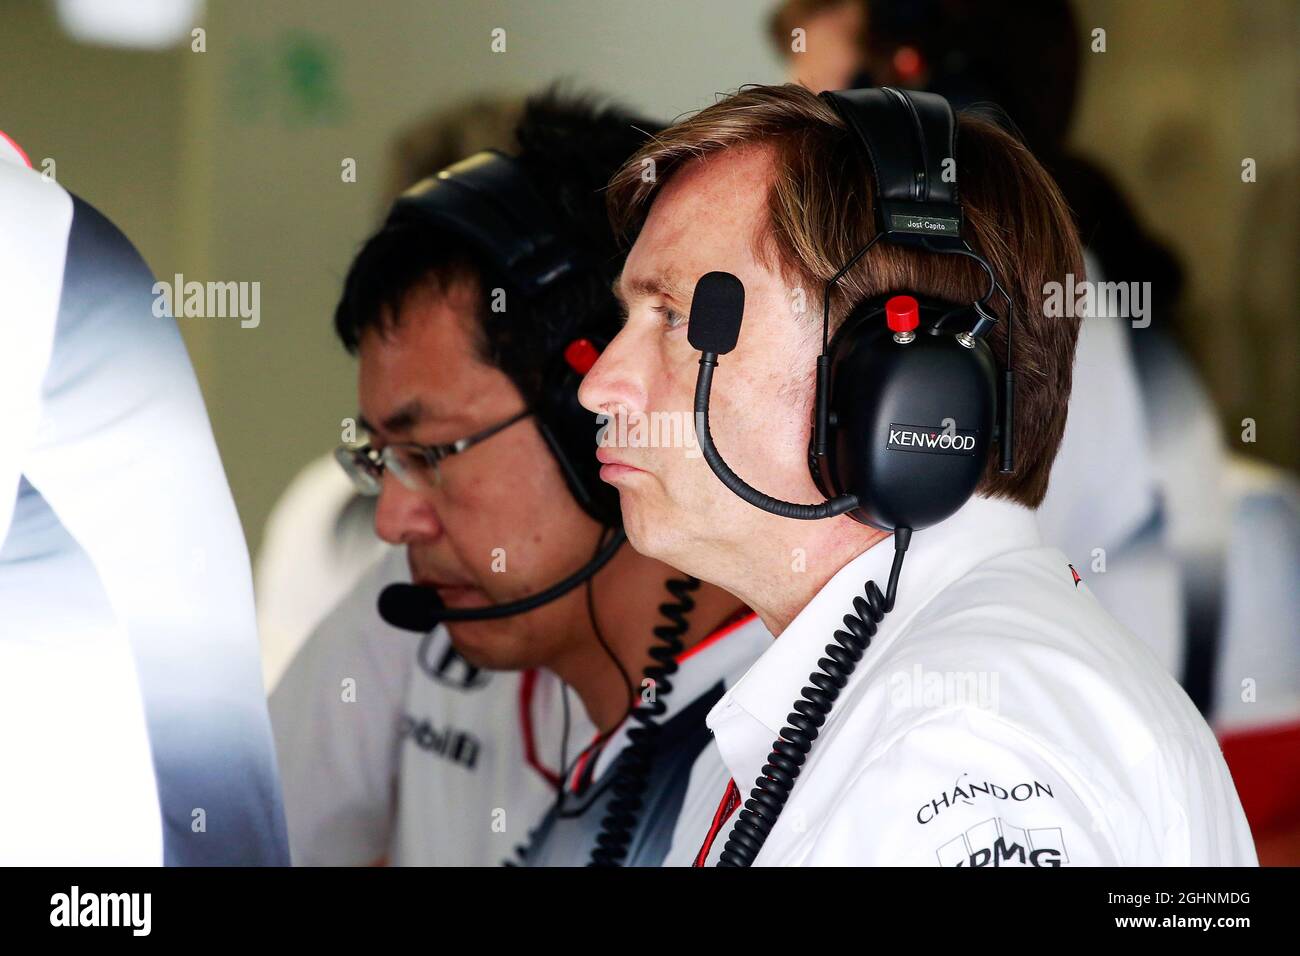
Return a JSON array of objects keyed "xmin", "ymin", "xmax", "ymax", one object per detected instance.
[
  {"xmin": 269, "ymin": 92, "xmax": 770, "ymax": 866},
  {"xmin": 338, "ymin": 409, "xmax": 528, "ymax": 499}
]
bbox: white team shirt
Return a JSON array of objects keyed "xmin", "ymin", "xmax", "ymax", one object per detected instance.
[
  {"xmin": 693, "ymin": 496, "xmax": 1257, "ymax": 866},
  {"xmin": 271, "ymin": 548, "xmax": 559, "ymax": 865},
  {"xmin": 271, "ymin": 547, "xmax": 773, "ymax": 865}
]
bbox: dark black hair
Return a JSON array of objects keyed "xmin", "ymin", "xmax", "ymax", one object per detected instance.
[{"xmin": 333, "ymin": 89, "xmax": 660, "ymax": 405}]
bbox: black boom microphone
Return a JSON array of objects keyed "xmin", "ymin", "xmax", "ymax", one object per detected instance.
[
  {"xmin": 690, "ymin": 271, "xmax": 860, "ymax": 520},
  {"xmin": 379, "ymin": 528, "xmax": 626, "ymax": 631}
]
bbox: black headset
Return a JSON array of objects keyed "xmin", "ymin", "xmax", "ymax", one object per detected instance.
[
  {"xmin": 689, "ymin": 86, "xmax": 1014, "ymax": 534},
  {"xmin": 387, "ymin": 149, "xmax": 621, "ymax": 528},
  {"xmin": 816, "ymin": 85, "xmax": 1014, "ymax": 528}
]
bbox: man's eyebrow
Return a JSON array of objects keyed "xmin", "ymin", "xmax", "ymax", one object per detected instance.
[
  {"xmin": 613, "ymin": 270, "xmax": 691, "ymax": 306},
  {"xmin": 359, "ymin": 398, "xmax": 426, "ymax": 438}
]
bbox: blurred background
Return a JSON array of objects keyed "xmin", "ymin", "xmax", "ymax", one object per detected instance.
[{"xmin": 2, "ymin": 0, "xmax": 1293, "ymax": 558}]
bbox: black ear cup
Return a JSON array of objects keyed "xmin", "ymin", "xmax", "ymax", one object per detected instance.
[
  {"xmin": 812, "ymin": 294, "xmax": 997, "ymax": 531},
  {"xmin": 535, "ymin": 338, "xmax": 621, "ymax": 527}
]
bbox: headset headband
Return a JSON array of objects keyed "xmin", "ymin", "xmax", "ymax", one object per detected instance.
[
  {"xmin": 389, "ymin": 149, "xmax": 581, "ymax": 296},
  {"xmin": 821, "ymin": 87, "xmax": 963, "ymax": 247}
]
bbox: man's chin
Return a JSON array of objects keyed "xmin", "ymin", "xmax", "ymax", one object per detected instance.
[
  {"xmin": 444, "ymin": 619, "xmax": 541, "ymax": 672},
  {"xmin": 622, "ymin": 499, "xmax": 678, "ymax": 562},
  {"xmin": 623, "ymin": 502, "xmax": 712, "ymax": 583}
]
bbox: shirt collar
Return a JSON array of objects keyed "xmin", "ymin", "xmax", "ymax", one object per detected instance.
[{"xmin": 705, "ymin": 495, "xmax": 1042, "ymax": 789}]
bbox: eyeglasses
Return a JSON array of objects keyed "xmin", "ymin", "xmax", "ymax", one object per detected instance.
[{"xmin": 334, "ymin": 409, "xmax": 531, "ymax": 496}]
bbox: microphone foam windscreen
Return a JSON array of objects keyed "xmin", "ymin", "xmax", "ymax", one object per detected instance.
[
  {"xmin": 379, "ymin": 583, "xmax": 444, "ymax": 633},
  {"xmin": 688, "ymin": 271, "xmax": 745, "ymax": 355}
]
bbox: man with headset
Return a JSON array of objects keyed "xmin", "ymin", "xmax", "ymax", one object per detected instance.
[
  {"xmin": 579, "ymin": 84, "xmax": 1256, "ymax": 866},
  {"xmin": 269, "ymin": 92, "xmax": 770, "ymax": 866}
]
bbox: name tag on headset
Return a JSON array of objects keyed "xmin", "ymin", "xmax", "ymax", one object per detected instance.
[{"xmin": 889, "ymin": 213, "xmax": 961, "ymax": 237}]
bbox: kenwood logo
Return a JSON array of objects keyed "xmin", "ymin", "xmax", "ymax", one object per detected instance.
[{"xmin": 887, "ymin": 423, "xmax": 977, "ymax": 456}]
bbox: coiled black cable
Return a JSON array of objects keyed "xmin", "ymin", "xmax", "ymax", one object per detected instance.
[
  {"xmin": 587, "ymin": 574, "xmax": 701, "ymax": 866},
  {"xmin": 501, "ymin": 825, "xmax": 540, "ymax": 867},
  {"xmin": 717, "ymin": 528, "xmax": 911, "ymax": 867}
]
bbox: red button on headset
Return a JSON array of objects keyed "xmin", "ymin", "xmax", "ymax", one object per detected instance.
[
  {"xmin": 563, "ymin": 338, "xmax": 601, "ymax": 375},
  {"xmin": 885, "ymin": 295, "xmax": 920, "ymax": 334}
]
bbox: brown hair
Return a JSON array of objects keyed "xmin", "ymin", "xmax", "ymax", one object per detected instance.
[{"xmin": 606, "ymin": 83, "xmax": 1083, "ymax": 508}]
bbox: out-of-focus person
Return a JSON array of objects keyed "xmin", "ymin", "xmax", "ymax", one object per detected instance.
[
  {"xmin": 768, "ymin": 0, "xmax": 868, "ymax": 93},
  {"xmin": 0, "ymin": 129, "xmax": 287, "ymax": 865},
  {"xmin": 254, "ymin": 97, "xmax": 525, "ymax": 692}
]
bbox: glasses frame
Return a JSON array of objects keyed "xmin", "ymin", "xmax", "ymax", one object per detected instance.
[{"xmin": 335, "ymin": 408, "xmax": 531, "ymax": 495}]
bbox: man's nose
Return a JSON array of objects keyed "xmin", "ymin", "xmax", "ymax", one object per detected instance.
[
  {"xmin": 578, "ymin": 327, "xmax": 648, "ymax": 418},
  {"xmin": 373, "ymin": 473, "xmax": 443, "ymax": 545}
]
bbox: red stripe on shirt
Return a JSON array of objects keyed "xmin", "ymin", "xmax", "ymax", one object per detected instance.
[
  {"xmin": 694, "ymin": 779, "xmax": 742, "ymax": 867},
  {"xmin": 677, "ymin": 609, "xmax": 758, "ymax": 664},
  {"xmin": 518, "ymin": 669, "xmax": 561, "ymax": 790}
]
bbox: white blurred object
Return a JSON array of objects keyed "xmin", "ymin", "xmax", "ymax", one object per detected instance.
[
  {"xmin": 1214, "ymin": 455, "xmax": 1300, "ymax": 731},
  {"xmin": 1039, "ymin": 251, "xmax": 1300, "ymax": 738},
  {"xmin": 54, "ymin": 0, "xmax": 205, "ymax": 50},
  {"xmin": 0, "ymin": 132, "xmax": 158, "ymax": 865},
  {"xmin": 0, "ymin": 137, "xmax": 287, "ymax": 863},
  {"xmin": 255, "ymin": 453, "xmax": 396, "ymax": 693},
  {"xmin": 1038, "ymin": 252, "xmax": 1183, "ymax": 675}
]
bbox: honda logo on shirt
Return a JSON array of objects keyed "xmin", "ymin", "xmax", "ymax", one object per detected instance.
[
  {"xmin": 887, "ymin": 423, "xmax": 978, "ymax": 455},
  {"xmin": 418, "ymin": 634, "xmax": 490, "ymax": 690}
]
